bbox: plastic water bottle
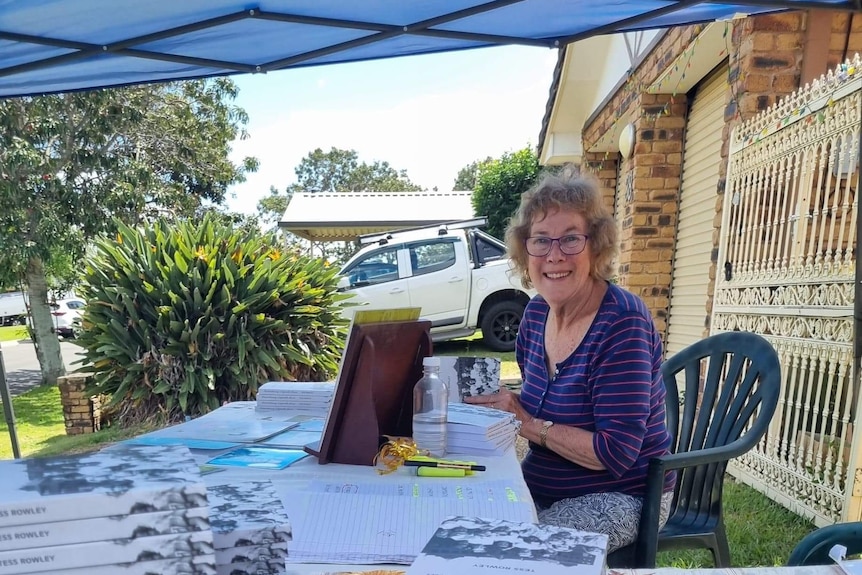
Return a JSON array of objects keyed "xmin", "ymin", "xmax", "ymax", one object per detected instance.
[{"xmin": 412, "ymin": 356, "xmax": 448, "ymax": 457}]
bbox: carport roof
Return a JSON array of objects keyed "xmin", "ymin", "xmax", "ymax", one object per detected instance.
[{"xmin": 278, "ymin": 191, "xmax": 476, "ymax": 242}]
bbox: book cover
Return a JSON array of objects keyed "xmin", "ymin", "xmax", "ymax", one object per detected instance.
[
  {"xmin": 216, "ymin": 558, "xmax": 285, "ymax": 575},
  {"xmin": 206, "ymin": 447, "xmax": 309, "ymax": 470},
  {"xmin": 405, "ymin": 516, "xmax": 608, "ymax": 575},
  {"xmin": 206, "ymin": 481, "xmax": 292, "ymax": 550},
  {"xmin": 47, "ymin": 556, "xmax": 217, "ymax": 575},
  {"xmin": 124, "ymin": 436, "xmax": 242, "ymax": 451},
  {"xmin": 0, "ymin": 531, "xmax": 214, "ymax": 575},
  {"xmin": 0, "ymin": 506, "xmax": 210, "ymax": 551},
  {"xmin": 0, "ymin": 444, "xmax": 208, "ymax": 528},
  {"xmin": 137, "ymin": 403, "xmax": 299, "ymax": 443},
  {"xmin": 258, "ymin": 428, "xmax": 323, "ymax": 450},
  {"xmin": 439, "ymin": 357, "xmax": 501, "ymax": 402},
  {"xmin": 215, "ymin": 541, "xmax": 287, "ymax": 564}
]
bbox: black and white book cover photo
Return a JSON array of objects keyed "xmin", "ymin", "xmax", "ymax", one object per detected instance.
[{"xmin": 406, "ymin": 516, "xmax": 608, "ymax": 575}]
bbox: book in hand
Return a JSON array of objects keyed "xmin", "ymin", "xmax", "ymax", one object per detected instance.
[
  {"xmin": 406, "ymin": 516, "xmax": 608, "ymax": 575},
  {"xmin": 439, "ymin": 356, "xmax": 501, "ymax": 402},
  {"xmin": 446, "ymin": 402, "xmax": 517, "ymax": 436}
]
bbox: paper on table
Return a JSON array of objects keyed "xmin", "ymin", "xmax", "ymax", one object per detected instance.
[
  {"xmin": 830, "ymin": 544, "xmax": 862, "ymax": 575},
  {"xmin": 280, "ymin": 479, "xmax": 536, "ymax": 565}
]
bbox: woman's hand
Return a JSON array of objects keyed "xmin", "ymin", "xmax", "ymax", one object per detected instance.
[{"xmin": 464, "ymin": 388, "xmax": 532, "ymax": 425}]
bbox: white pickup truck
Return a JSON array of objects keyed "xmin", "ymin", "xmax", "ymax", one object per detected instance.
[{"xmin": 337, "ymin": 218, "xmax": 534, "ymax": 351}]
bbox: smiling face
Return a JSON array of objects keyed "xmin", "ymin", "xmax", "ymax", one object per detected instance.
[{"xmin": 527, "ymin": 208, "xmax": 594, "ymax": 310}]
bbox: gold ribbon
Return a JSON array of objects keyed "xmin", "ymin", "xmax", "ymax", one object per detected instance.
[{"xmin": 374, "ymin": 436, "xmax": 426, "ymax": 475}]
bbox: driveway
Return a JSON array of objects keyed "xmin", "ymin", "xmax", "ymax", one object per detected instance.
[{"xmin": 0, "ymin": 339, "xmax": 86, "ymax": 397}]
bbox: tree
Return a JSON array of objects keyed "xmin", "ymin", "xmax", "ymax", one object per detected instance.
[
  {"xmin": 290, "ymin": 147, "xmax": 422, "ymax": 194},
  {"xmin": 472, "ymin": 146, "xmax": 540, "ymax": 240},
  {"xmin": 257, "ymin": 185, "xmax": 292, "ymax": 230},
  {"xmin": 0, "ymin": 78, "xmax": 257, "ymax": 386},
  {"xmin": 264, "ymin": 147, "xmax": 423, "ymax": 265},
  {"xmin": 453, "ymin": 157, "xmax": 492, "ymax": 191}
]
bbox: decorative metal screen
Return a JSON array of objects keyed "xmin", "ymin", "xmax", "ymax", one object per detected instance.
[{"xmin": 713, "ymin": 58, "xmax": 861, "ymax": 525}]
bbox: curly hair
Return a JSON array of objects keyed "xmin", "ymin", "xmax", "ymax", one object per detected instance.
[{"xmin": 505, "ymin": 170, "xmax": 618, "ymax": 289}]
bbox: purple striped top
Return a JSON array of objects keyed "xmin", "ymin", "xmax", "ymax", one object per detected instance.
[{"xmin": 517, "ymin": 282, "xmax": 675, "ymax": 502}]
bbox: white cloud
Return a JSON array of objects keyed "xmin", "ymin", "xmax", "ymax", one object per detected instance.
[{"xmin": 226, "ymin": 49, "xmax": 557, "ymax": 215}]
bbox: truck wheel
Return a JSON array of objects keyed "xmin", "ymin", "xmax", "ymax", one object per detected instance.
[{"xmin": 481, "ymin": 301, "xmax": 524, "ymax": 352}]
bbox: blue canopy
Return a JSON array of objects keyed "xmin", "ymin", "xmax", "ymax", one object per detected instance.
[{"xmin": 0, "ymin": 0, "xmax": 856, "ymax": 98}]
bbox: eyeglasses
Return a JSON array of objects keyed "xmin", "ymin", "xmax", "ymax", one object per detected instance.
[{"xmin": 525, "ymin": 234, "xmax": 589, "ymax": 257}]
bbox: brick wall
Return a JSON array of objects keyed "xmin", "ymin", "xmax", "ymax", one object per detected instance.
[
  {"xmin": 829, "ymin": 13, "xmax": 862, "ymax": 75},
  {"xmin": 577, "ymin": 9, "xmax": 860, "ymax": 344},
  {"xmin": 57, "ymin": 373, "xmax": 102, "ymax": 435}
]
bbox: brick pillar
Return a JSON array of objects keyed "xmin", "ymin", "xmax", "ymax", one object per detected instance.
[
  {"xmin": 57, "ymin": 373, "xmax": 101, "ymax": 435},
  {"xmin": 731, "ymin": 13, "xmax": 806, "ymax": 122},
  {"xmin": 581, "ymin": 153, "xmax": 622, "ymax": 278},
  {"xmin": 625, "ymin": 93, "xmax": 687, "ymax": 340}
]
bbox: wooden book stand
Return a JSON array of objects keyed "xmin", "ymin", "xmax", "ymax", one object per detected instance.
[{"xmin": 305, "ymin": 319, "xmax": 432, "ymax": 466}]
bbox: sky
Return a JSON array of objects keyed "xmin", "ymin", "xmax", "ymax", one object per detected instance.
[{"xmin": 224, "ymin": 45, "xmax": 559, "ymax": 216}]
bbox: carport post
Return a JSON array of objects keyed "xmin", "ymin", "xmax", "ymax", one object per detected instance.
[{"xmin": 0, "ymin": 349, "xmax": 21, "ymax": 459}]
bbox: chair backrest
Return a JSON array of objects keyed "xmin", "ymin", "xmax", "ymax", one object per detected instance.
[
  {"xmin": 787, "ymin": 522, "xmax": 862, "ymax": 566},
  {"xmin": 661, "ymin": 331, "xmax": 781, "ymax": 524}
]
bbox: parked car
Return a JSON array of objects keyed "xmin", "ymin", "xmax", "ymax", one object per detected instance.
[
  {"xmin": 337, "ymin": 218, "xmax": 534, "ymax": 351},
  {"xmin": 51, "ymin": 297, "xmax": 85, "ymax": 338}
]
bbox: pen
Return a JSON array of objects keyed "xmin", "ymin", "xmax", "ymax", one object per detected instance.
[{"xmin": 404, "ymin": 460, "xmax": 486, "ymax": 471}]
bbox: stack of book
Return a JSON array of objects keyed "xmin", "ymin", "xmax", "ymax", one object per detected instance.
[
  {"xmin": 446, "ymin": 402, "xmax": 519, "ymax": 456},
  {"xmin": 0, "ymin": 444, "xmax": 216, "ymax": 575},
  {"xmin": 256, "ymin": 381, "xmax": 335, "ymax": 416},
  {"xmin": 207, "ymin": 480, "xmax": 291, "ymax": 575}
]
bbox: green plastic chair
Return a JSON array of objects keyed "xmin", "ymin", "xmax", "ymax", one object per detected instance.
[
  {"xmin": 608, "ymin": 331, "xmax": 781, "ymax": 568},
  {"xmin": 787, "ymin": 522, "xmax": 862, "ymax": 566}
]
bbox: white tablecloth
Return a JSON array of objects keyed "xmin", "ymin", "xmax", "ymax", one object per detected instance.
[{"xmin": 192, "ymin": 442, "xmax": 535, "ymax": 573}]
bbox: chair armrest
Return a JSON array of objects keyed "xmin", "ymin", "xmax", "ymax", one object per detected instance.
[{"xmin": 651, "ymin": 441, "xmax": 752, "ymax": 471}]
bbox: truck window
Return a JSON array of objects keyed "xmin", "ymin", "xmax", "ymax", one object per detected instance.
[
  {"xmin": 409, "ymin": 241, "xmax": 457, "ymax": 276},
  {"xmin": 474, "ymin": 231, "xmax": 506, "ymax": 264},
  {"xmin": 343, "ymin": 247, "xmax": 399, "ymax": 286}
]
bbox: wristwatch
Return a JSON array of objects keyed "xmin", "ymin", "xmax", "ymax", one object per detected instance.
[{"xmin": 539, "ymin": 419, "xmax": 554, "ymax": 448}]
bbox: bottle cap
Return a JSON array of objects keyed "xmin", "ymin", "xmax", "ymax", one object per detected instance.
[{"xmin": 422, "ymin": 356, "xmax": 440, "ymax": 367}]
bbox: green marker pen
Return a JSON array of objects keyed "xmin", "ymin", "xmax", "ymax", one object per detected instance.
[{"xmin": 416, "ymin": 466, "xmax": 466, "ymax": 477}]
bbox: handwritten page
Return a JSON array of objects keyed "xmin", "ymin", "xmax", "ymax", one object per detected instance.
[{"xmin": 280, "ymin": 479, "xmax": 536, "ymax": 565}]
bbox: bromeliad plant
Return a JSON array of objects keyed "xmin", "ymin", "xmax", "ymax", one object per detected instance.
[{"xmin": 75, "ymin": 215, "xmax": 349, "ymax": 424}]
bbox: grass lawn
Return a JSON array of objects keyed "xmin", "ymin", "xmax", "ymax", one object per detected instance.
[
  {"xmin": 0, "ymin": 333, "xmax": 814, "ymax": 566},
  {"xmin": 0, "ymin": 325, "xmax": 29, "ymax": 342},
  {"xmin": 0, "ymin": 384, "xmax": 153, "ymax": 460}
]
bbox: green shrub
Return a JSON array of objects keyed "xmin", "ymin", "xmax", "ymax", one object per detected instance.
[{"xmin": 76, "ymin": 215, "xmax": 348, "ymax": 424}]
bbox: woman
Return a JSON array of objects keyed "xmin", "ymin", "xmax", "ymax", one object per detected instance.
[{"xmin": 466, "ymin": 172, "xmax": 674, "ymax": 552}]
